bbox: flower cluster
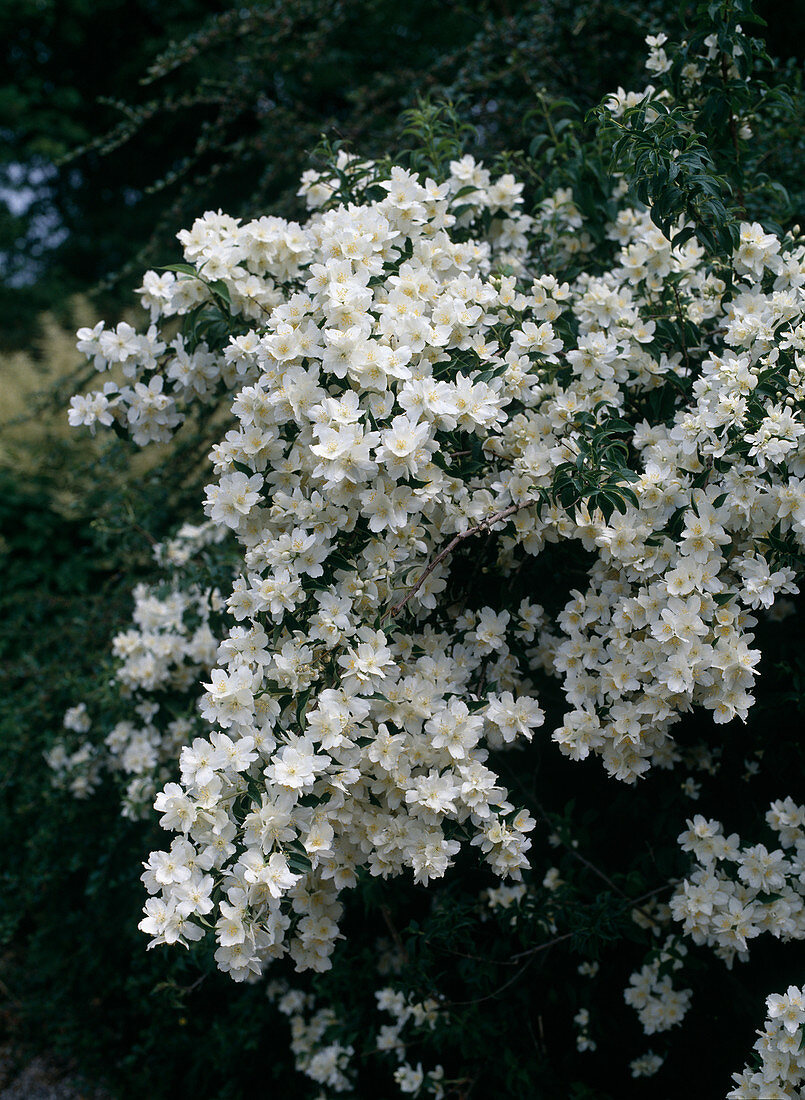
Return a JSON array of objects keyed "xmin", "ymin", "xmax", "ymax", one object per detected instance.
[
  {"xmin": 623, "ymin": 936, "xmax": 692, "ymax": 1035},
  {"xmin": 70, "ymin": 124, "xmax": 805, "ymax": 1087},
  {"xmin": 672, "ymin": 800, "xmax": 805, "ymax": 966},
  {"xmin": 269, "ymin": 983, "xmax": 355, "ymax": 1094},
  {"xmin": 139, "ymin": 597, "xmax": 544, "ymax": 979},
  {"xmin": 629, "ymin": 1050, "xmax": 665, "ymax": 1079},
  {"xmin": 83, "ymin": 160, "xmax": 559, "ymax": 980},
  {"xmin": 573, "ymin": 1006, "xmax": 596, "ymax": 1052},
  {"xmin": 46, "ymin": 707, "xmax": 102, "ymax": 799},
  {"xmin": 48, "ymin": 523, "xmax": 225, "ymax": 818},
  {"xmin": 375, "ymin": 986, "xmax": 447, "ymax": 1097},
  {"xmin": 729, "ymin": 986, "xmax": 805, "ymax": 1099},
  {"xmin": 264, "ymin": 976, "xmax": 450, "ymax": 1099}
]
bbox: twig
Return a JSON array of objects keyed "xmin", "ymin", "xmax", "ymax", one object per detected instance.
[
  {"xmin": 721, "ymin": 53, "xmax": 747, "ymax": 216},
  {"xmin": 534, "ymin": 797, "xmax": 627, "ymax": 899},
  {"xmin": 508, "ymin": 883, "xmax": 678, "ymax": 962},
  {"xmin": 508, "ymin": 931, "xmax": 575, "ymax": 961},
  {"xmin": 444, "ymin": 952, "xmax": 538, "ymax": 1006},
  {"xmin": 441, "ymin": 944, "xmax": 521, "ymax": 967},
  {"xmin": 380, "ymin": 904, "xmax": 410, "ymax": 966},
  {"xmin": 564, "ymin": 845, "xmax": 628, "ymax": 899},
  {"xmin": 381, "ymin": 499, "xmax": 536, "ymax": 622},
  {"xmin": 132, "ymin": 521, "xmax": 158, "ymax": 547},
  {"xmin": 672, "ymin": 285, "xmax": 690, "ymax": 375},
  {"xmin": 184, "ymin": 971, "xmax": 208, "ymax": 994}
]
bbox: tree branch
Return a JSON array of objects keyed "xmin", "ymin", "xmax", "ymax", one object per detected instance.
[{"xmin": 381, "ymin": 499, "xmax": 537, "ymax": 623}]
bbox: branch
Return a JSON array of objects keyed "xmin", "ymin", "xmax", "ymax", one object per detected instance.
[
  {"xmin": 443, "ymin": 953, "xmax": 538, "ymax": 1007},
  {"xmin": 721, "ymin": 52, "xmax": 746, "ymax": 216},
  {"xmin": 381, "ymin": 499, "xmax": 537, "ymax": 623},
  {"xmin": 672, "ymin": 285, "xmax": 690, "ymax": 375},
  {"xmin": 564, "ymin": 845, "xmax": 628, "ymax": 899},
  {"xmin": 508, "ymin": 931, "xmax": 575, "ymax": 962},
  {"xmin": 533, "ymin": 796, "xmax": 628, "ymax": 898},
  {"xmin": 508, "ymin": 883, "xmax": 677, "ymax": 961},
  {"xmin": 380, "ymin": 903, "xmax": 410, "ymax": 966}
]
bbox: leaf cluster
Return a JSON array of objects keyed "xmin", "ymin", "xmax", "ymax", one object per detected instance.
[{"xmin": 546, "ymin": 405, "xmax": 640, "ymax": 524}]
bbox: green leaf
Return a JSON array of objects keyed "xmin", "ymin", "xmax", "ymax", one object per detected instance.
[{"xmin": 158, "ymin": 263, "xmax": 199, "ymax": 277}]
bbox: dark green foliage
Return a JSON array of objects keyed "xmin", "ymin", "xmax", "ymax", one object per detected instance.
[
  {"xmin": 0, "ymin": 449, "xmax": 304, "ymax": 1096},
  {"xmin": 545, "ymin": 405, "xmax": 641, "ymax": 524},
  {"xmin": 1, "ymin": 0, "xmax": 676, "ymax": 346},
  {"xmin": 593, "ymin": 0, "xmax": 803, "ymax": 259}
]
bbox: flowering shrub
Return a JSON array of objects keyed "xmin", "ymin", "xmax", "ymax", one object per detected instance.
[
  {"xmin": 63, "ymin": 13, "xmax": 805, "ymax": 1098},
  {"xmin": 48, "ymin": 522, "xmax": 227, "ymax": 817}
]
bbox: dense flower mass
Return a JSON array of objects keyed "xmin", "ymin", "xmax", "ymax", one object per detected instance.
[{"xmin": 68, "ymin": 109, "xmax": 805, "ymax": 1090}]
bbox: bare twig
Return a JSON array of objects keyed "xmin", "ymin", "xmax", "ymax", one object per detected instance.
[
  {"xmin": 533, "ymin": 797, "xmax": 627, "ymax": 899},
  {"xmin": 380, "ymin": 903, "xmax": 410, "ymax": 966},
  {"xmin": 508, "ymin": 931, "xmax": 575, "ymax": 962},
  {"xmin": 508, "ymin": 883, "xmax": 678, "ymax": 962},
  {"xmin": 672, "ymin": 284, "xmax": 690, "ymax": 375},
  {"xmin": 381, "ymin": 498, "xmax": 536, "ymax": 622},
  {"xmin": 721, "ymin": 53, "xmax": 747, "ymax": 216},
  {"xmin": 564, "ymin": 845, "xmax": 628, "ymax": 899},
  {"xmin": 132, "ymin": 521, "xmax": 158, "ymax": 548},
  {"xmin": 444, "ymin": 953, "xmax": 538, "ymax": 1006}
]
